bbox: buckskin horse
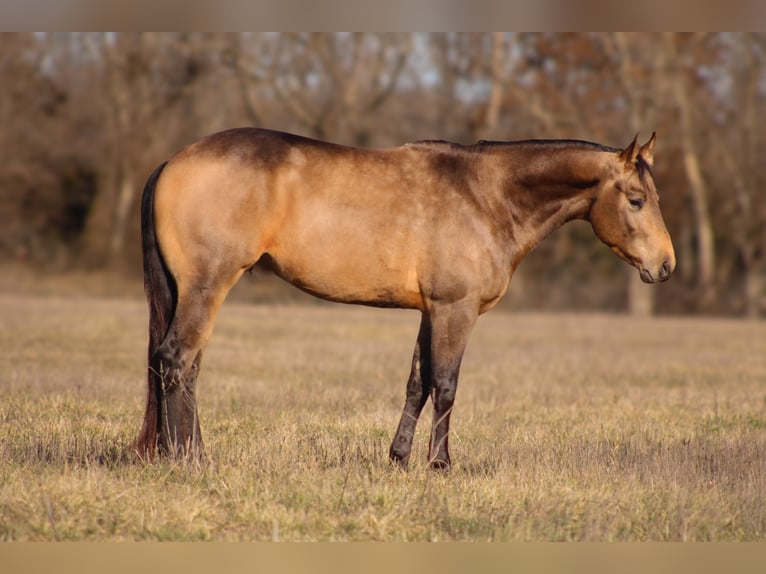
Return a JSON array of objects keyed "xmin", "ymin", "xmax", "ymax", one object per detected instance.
[{"xmin": 135, "ymin": 128, "xmax": 675, "ymax": 470}]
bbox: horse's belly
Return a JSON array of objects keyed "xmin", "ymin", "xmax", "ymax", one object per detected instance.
[{"xmin": 265, "ymin": 243, "xmax": 424, "ymax": 310}]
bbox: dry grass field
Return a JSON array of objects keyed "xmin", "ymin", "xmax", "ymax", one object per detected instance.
[{"xmin": 1, "ymin": 291, "xmax": 765, "ymax": 541}]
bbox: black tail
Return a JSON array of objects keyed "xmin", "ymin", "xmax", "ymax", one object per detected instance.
[{"xmin": 135, "ymin": 161, "xmax": 173, "ymax": 456}]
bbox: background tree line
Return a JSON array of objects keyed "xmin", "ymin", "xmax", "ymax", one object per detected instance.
[{"xmin": 1, "ymin": 32, "xmax": 764, "ymax": 317}]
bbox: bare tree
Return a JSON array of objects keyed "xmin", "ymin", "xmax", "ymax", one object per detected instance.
[
  {"xmin": 701, "ymin": 33, "xmax": 766, "ymax": 317},
  {"xmin": 0, "ymin": 33, "xmax": 97, "ymax": 266},
  {"xmin": 663, "ymin": 33, "xmax": 717, "ymax": 310},
  {"xmin": 226, "ymin": 33, "xmax": 412, "ymax": 146},
  {"xmin": 81, "ymin": 33, "xmax": 213, "ymax": 267},
  {"xmin": 730, "ymin": 34, "xmax": 766, "ymax": 317}
]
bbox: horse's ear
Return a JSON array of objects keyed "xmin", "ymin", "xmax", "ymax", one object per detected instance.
[
  {"xmin": 619, "ymin": 133, "xmax": 640, "ymax": 165},
  {"xmin": 638, "ymin": 132, "xmax": 656, "ymax": 167}
]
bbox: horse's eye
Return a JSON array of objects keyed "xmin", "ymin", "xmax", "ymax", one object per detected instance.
[{"xmin": 628, "ymin": 197, "xmax": 644, "ymax": 209}]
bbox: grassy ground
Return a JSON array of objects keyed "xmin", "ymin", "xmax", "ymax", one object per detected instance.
[{"xmin": 1, "ymin": 291, "xmax": 765, "ymax": 541}]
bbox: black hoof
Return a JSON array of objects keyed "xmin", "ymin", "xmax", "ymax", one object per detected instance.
[{"xmin": 428, "ymin": 459, "xmax": 451, "ymax": 472}]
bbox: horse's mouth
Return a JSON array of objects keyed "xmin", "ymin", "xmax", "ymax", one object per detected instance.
[
  {"xmin": 611, "ymin": 245, "xmax": 647, "ymax": 278},
  {"xmin": 610, "ymin": 245, "xmax": 672, "ymax": 284}
]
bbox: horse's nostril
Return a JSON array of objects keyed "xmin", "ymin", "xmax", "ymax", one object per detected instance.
[{"xmin": 659, "ymin": 260, "xmax": 671, "ymax": 280}]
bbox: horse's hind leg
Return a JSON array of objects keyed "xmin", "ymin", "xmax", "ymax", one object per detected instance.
[
  {"xmin": 153, "ymin": 267, "xmax": 245, "ymax": 459},
  {"xmin": 155, "ymin": 349, "xmax": 203, "ymax": 459},
  {"xmin": 389, "ymin": 314, "xmax": 432, "ymax": 470}
]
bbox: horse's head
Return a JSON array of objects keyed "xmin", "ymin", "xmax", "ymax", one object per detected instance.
[{"xmin": 590, "ymin": 133, "xmax": 676, "ymax": 283}]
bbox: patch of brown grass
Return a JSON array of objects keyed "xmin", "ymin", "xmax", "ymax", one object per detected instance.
[{"xmin": 1, "ymin": 293, "xmax": 765, "ymax": 540}]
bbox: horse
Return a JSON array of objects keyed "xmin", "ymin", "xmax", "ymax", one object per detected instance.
[{"xmin": 135, "ymin": 128, "xmax": 675, "ymax": 470}]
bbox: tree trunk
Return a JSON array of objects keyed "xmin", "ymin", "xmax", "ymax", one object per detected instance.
[
  {"xmin": 109, "ymin": 166, "xmax": 135, "ymax": 259},
  {"xmin": 679, "ymin": 139, "xmax": 716, "ymax": 308},
  {"xmin": 627, "ymin": 272, "xmax": 653, "ymax": 316},
  {"xmin": 482, "ymin": 32, "xmax": 505, "ymax": 136},
  {"xmin": 743, "ymin": 264, "xmax": 762, "ymax": 319}
]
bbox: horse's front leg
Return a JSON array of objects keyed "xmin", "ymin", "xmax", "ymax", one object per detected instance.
[{"xmin": 426, "ymin": 301, "xmax": 478, "ymax": 470}]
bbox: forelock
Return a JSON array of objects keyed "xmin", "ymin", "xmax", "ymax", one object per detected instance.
[{"xmin": 635, "ymin": 156, "xmax": 658, "ymax": 198}]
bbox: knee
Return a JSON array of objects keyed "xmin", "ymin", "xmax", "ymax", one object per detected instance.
[
  {"xmin": 433, "ymin": 384, "xmax": 457, "ymax": 411},
  {"xmin": 405, "ymin": 376, "xmax": 427, "ymax": 404}
]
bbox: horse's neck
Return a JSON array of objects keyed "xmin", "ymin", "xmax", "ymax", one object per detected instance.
[{"xmin": 495, "ymin": 146, "xmax": 610, "ymax": 267}]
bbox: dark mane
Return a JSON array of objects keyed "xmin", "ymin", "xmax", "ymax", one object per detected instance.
[
  {"xmin": 406, "ymin": 137, "xmax": 622, "ymax": 155},
  {"xmin": 475, "ymin": 138, "xmax": 620, "ymax": 154},
  {"xmin": 474, "ymin": 138, "xmax": 655, "ymax": 188}
]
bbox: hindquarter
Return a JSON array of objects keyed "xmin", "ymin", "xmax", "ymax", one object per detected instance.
[{"xmin": 153, "ymin": 158, "xmax": 277, "ymax": 294}]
